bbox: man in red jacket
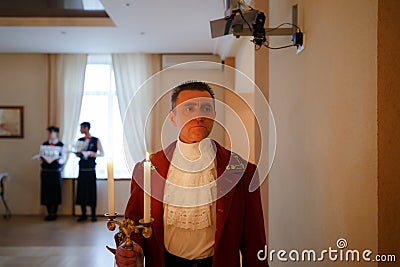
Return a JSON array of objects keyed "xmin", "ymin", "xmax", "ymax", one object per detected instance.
[{"xmin": 114, "ymin": 81, "xmax": 268, "ymax": 267}]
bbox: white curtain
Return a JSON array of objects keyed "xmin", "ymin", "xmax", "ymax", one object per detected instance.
[
  {"xmin": 112, "ymin": 54, "xmax": 160, "ymax": 164},
  {"xmin": 49, "ymin": 54, "xmax": 88, "ymax": 168}
]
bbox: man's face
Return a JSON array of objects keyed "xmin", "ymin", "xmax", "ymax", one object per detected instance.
[
  {"xmin": 48, "ymin": 131, "xmax": 57, "ymax": 140},
  {"xmin": 80, "ymin": 126, "xmax": 88, "ymax": 134},
  {"xmin": 169, "ymin": 90, "xmax": 215, "ymax": 143}
]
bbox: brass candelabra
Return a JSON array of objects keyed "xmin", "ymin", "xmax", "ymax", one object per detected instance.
[{"xmin": 105, "ymin": 212, "xmax": 154, "ymax": 249}]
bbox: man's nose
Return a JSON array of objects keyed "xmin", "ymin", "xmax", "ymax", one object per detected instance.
[
  {"xmin": 188, "ymin": 114, "xmax": 203, "ymax": 122},
  {"xmin": 195, "ymin": 116, "xmax": 204, "ymax": 122}
]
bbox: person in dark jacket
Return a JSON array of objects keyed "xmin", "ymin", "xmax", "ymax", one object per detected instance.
[
  {"xmin": 75, "ymin": 122, "xmax": 104, "ymax": 222},
  {"xmin": 40, "ymin": 126, "xmax": 66, "ymax": 221}
]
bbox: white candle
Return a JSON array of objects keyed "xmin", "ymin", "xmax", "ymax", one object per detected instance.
[
  {"xmin": 107, "ymin": 159, "xmax": 115, "ymax": 215},
  {"xmin": 143, "ymin": 152, "xmax": 151, "ymax": 223}
]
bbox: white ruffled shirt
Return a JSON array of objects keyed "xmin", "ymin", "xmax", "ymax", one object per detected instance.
[{"xmin": 163, "ymin": 138, "xmax": 217, "ymax": 260}]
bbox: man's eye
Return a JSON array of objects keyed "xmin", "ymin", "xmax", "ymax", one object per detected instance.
[
  {"xmin": 201, "ymin": 106, "xmax": 212, "ymax": 113},
  {"xmin": 185, "ymin": 106, "xmax": 194, "ymax": 112}
]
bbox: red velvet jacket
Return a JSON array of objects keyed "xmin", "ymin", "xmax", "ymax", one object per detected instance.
[{"xmin": 124, "ymin": 140, "xmax": 268, "ymax": 267}]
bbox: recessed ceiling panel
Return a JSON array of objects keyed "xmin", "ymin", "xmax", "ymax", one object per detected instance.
[{"xmin": 0, "ymin": 0, "xmax": 113, "ymax": 26}]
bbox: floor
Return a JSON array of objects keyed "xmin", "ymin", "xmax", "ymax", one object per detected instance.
[{"xmin": 0, "ymin": 215, "xmax": 117, "ymax": 267}]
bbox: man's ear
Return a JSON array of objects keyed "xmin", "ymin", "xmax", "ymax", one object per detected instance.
[{"xmin": 169, "ymin": 110, "xmax": 177, "ymax": 127}]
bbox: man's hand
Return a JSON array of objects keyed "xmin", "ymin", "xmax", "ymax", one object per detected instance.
[{"xmin": 107, "ymin": 241, "xmax": 142, "ymax": 267}]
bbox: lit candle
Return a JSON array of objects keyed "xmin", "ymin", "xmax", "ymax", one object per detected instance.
[
  {"xmin": 107, "ymin": 159, "xmax": 115, "ymax": 215},
  {"xmin": 143, "ymin": 152, "xmax": 151, "ymax": 223}
]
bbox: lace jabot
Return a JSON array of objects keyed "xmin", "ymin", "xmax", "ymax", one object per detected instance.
[{"xmin": 164, "ymin": 138, "xmax": 217, "ymax": 230}]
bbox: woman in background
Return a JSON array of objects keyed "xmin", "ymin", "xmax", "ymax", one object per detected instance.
[{"xmin": 40, "ymin": 126, "xmax": 66, "ymax": 221}]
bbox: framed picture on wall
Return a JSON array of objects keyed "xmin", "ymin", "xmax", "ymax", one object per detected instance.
[{"xmin": 0, "ymin": 106, "xmax": 24, "ymax": 138}]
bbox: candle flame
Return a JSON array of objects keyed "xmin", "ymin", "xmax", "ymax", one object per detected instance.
[{"xmin": 146, "ymin": 152, "xmax": 150, "ymax": 161}]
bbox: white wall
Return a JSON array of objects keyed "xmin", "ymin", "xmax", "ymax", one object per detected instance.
[
  {"xmin": 235, "ymin": 37, "xmax": 255, "ymax": 94},
  {"xmin": 58, "ymin": 179, "xmax": 131, "ymax": 216},
  {"xmin": 0, "ymin": 54, "xmax": 48, "ymax": 215},
  {"xmin": 233, "ymin": 37, "xmax": 256, "ymax": 163},
  {"xmin": 267, "ymin": 0, "xmax": 378, "ymax": 266}
]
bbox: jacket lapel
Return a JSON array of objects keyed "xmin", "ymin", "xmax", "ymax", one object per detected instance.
[{"xmin": 214, "ymin": 143, "xmax": 238, "ymax": 250}]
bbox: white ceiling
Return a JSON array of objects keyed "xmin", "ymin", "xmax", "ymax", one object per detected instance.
[{"xmin": 0, "ymin": 0, "xmax": 237, "ymax": 55}]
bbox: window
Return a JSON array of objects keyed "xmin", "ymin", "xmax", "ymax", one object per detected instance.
[{"xmin": 63, "ymin": 55, "xmax": 130, "ymax": 179}]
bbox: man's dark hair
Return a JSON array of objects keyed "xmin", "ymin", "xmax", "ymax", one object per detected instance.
[
  {"xmin": 47, "ymin": 126, "xmax": 59, "ymax": 133},
  {"xmin": 80, "ymin": 122, "xmax": 91, "ymax": 129},
  {"xmin": 170, "ymin": 81, "xmax": 215, "ymax": 109}
]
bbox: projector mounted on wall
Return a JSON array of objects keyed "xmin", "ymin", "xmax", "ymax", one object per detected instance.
[{"xmin": 210, "ymin": 1, "xmax": 304, "ymax": 53}]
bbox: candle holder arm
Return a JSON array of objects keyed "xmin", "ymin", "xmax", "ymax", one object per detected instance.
[{"xmin": 105, "ymin": 213, "xmax": 154, "ymax": 249}]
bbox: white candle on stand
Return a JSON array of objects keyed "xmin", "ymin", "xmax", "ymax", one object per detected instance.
[
  {"xmin": 143, "ymin": 152, "xmax": 151, "ymax": 223},
  {"xmin": 107, "ymin": 159, "xmax": 115, "ymax": 215}
]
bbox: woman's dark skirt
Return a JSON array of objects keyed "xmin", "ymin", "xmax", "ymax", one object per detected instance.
[
  {"xmin": 76, "ymin": 169, "xmax": 97, "ymax": 207},
  {"xmin": 40, "ymin": 169, "xmax": 62, "ymax": 205}
]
